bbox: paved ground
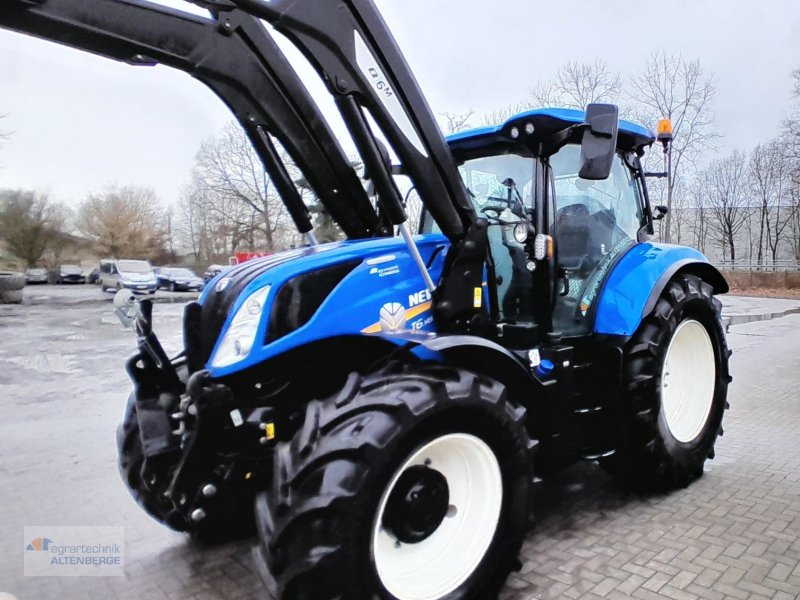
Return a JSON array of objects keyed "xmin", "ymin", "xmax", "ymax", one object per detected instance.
[{"xmin": 0, "ymin": 290, "xmax": 799, "ymax": 600}]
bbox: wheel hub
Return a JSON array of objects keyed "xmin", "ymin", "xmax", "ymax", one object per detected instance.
[
  {"xmin": 661, "ymin": 318, "xmax": 716, "ymax": 443},
  {"xmin": 382, "ymin": 465, "xmax": 449, "ymax": 543}
]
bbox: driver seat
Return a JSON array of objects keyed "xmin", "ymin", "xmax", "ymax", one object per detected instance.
[{"xmin": 556, "ymin": 203, "xmax": 592, "ymax": 270}]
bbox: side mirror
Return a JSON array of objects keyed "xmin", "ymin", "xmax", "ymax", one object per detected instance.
[
  {"xmin": 653, "ymin": 205, "xmax": 669, "ymax": 221},
  {"xmin": 579, "ymin": 103, "xmax": 619, "ymax": 180}
]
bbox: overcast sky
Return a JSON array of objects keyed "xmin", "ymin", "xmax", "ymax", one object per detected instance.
[{"xmin": 0, "ymin": 0, "xmax": 798, "ymax": 208}]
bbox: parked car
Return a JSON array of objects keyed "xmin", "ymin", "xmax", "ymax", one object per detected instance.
[
  {"xmin": 88, "ymin": 259, "xmax": 113, "ymax": 284},
  {"xmin": 87, "ymin": 266, "xmax": 100, "ymax": 284},
  {"xmin": 24, "ymin": 267, "xmax": 48, "ymax": 284},
  {"xmin": 156, "ymin": 267, "xmax": 204, "ymax": 292},
  {"xmin": 99, "ymin": 259, "xmax": 156, "ymax": 294},
  {"xmin": 56, "ymin": 264, "xmax": 86, "ymax": 284}
]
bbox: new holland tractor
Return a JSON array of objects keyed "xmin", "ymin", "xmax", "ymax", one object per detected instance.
[{"xmin": 0, "ymin": 0, "xmax": 731, "ymax": 598}]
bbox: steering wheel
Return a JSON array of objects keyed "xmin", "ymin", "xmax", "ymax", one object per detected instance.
[{"xmin": 480, "ymin": 205, "xmax": 507, "ymax": 220}]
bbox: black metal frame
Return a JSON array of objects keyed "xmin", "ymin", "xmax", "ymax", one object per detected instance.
[
  {"xmin": 227, "ymin": 0, "xmax": 475, "ymax": 238},
  {"xmin": 0, "ymin": 0, "xmax": 380, "ymax": 239}
]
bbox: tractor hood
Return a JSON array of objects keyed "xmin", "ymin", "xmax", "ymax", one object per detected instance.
[{"xmin": 195, "ymin": 235, "xmax": 450, "ymax": 377}]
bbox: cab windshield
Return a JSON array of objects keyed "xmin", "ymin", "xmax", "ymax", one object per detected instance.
[{"xmin": 551, "ymin": 144, "xmax": 642, "ymax": 241}]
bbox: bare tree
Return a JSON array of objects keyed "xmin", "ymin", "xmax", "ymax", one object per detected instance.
[
  {"xmin": 747, "ymin": 142, "xmax": 797, "ymax": 265},
  {"xmin": 789, "ymin": 182, "xmax": 800, "ymax": 263},
  {"xmin": 162, "ymin": 205, "xmax": 177, "ymax": 263},
  {"xmin": 192, "ymin": 122, "xmax": 296, "ymax": 253},
  {"xmin": 784, "ymin": 68, "xmax": 800, "ymax": 158},
  {"xmin": 77, "ymin": 184, "xmax": 165, "ymax": 257},
  {"xmin": 631, "ymin": 53, "xmax": 717, "ymax": 243},
  {"xmin": 439, "ymin": 110, "xmax": 474, "ymax": 134},
  {"xmin": 703, "ymin": 152, "xmax": 749, "ymax": 262},
  {"xmin": 780, "ymin": 68, "xmax": 800, "ymax": 259},
  {"xmin": 481, "ymin": 101, "xmax": 534, "ymax": 126},
  {"xmin": 530, "ymin": 60, "xmax": 622, "ymax": 109},
  {"xmin": 179, "ymin": 180, "xmax": 250, "ymax": 262},
  {"xmin": 0, "ymin": 189, "xmax": 60, "ymax": 267}
]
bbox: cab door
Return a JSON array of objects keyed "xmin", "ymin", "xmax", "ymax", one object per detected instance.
[
  {"xmin": 549, "ymin": 145, "xmax": 645, "ymax": 337},
  {"xmin": 455, "ymin": 154, "xmax": 538, "ymax": 328}
]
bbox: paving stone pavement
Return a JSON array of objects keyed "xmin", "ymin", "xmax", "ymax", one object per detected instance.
[{"xmin": 1, "ymin": 299, "xmax": 799, "ymax": 600}]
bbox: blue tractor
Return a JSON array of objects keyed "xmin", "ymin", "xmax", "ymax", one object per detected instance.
[{"xmin": 1, "ymin": 0, "xmax": 730, "ymax": 598}]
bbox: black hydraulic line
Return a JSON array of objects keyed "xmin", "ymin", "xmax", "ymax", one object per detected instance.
[
  {"xmin": 250, "ymin": 125, "xmax": 313, "ymax": 234},
  {"xmin": 0, "ymin": 0, "xmax": 379, "ymax": 239},
  {"xmin": 337, "ymin": 96, "xmax": 406, "ymax": 225}
]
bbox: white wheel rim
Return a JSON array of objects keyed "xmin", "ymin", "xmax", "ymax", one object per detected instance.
[
  {"xmin": 372, "ymin": 433, "xmax": 503, "ymax": 600},
  {"xmin": 661, "ymin": 319, "xmax": 716, "ymax": 443}
]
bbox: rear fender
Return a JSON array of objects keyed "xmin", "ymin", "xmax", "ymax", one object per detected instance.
[{"xmin": 593, "ymin": 243, "xmax": 728, "ymax": 336}]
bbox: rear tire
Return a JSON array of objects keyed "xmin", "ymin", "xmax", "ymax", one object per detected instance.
[
  {"xmin": 254, "ymin": 362, "xmax": 535, "ymax": 599},
  {"xmin": 600, "ymin": 273, "xmax": 730, "ymax": 490}
]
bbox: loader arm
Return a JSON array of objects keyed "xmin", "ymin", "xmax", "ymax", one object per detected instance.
[
  {"xmin": 227, "ymin": 0, "xmax": 476, "ymax": 241},
  {"xmin": 0, "ymin": 0, "xmax": 380, "ymax": 238},
  {"xmin": 225, "ymin": 0, "xmax": 488, "ymax": 330}
]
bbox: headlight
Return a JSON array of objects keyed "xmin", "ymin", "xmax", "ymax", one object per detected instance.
[{"xmin": 210, "ymin": 286, "xmax": 270, "ymax": 368}]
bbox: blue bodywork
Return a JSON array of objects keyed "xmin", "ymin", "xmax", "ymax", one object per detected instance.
[
  {"xmin": 204, "ymin": 234, "xmax": 449, "ymax": 378},
  {"xmin": 593, "ymin": 243, "xmax": 716, "ymax": 336},
  {"xmin": 446, "ymin": 108, "xmax": 655, "ymax": 151}
]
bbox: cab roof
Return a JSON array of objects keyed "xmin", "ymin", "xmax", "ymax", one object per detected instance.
[{"xmin": 446, "ymin": 107, "xmax": 655, "ymax": 156}]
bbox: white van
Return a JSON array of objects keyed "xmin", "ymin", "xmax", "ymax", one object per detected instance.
[{"xmin": 99, "ymin": 259, "xmax": 157, "ymax": 294}]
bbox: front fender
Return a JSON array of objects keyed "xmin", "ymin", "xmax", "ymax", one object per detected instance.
[
  {"xmin": 420, "ymin": 334, "xmax": 537, "ymax": 403},
  {"xmin": 594, "ymin": 243, "xmax": 728, "ymax": 336}
]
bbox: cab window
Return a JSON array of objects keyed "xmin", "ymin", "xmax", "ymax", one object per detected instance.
[
  {"xmin": 423, "ymin": 154, "xmax": 535, "ymax": 322},
  {"xmin": 550, "ymin": 145, "xmax": 643, "ymax": 336}
]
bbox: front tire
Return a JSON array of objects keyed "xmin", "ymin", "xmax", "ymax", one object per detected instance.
[
  {"xmin": 601, "ymin": 273, "xmax": 730, "ymax": 490},
  {"xmin": 254, "ymin": 362, "xmax": 535, "ymax": 599}
]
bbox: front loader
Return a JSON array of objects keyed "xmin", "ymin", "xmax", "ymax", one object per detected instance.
[{"xmin": 0, "ymin": 1, "xmax": 731, "ymax": 598}]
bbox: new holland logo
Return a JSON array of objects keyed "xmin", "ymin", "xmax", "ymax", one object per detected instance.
[
  {"xmin": 379, "ymin": 302, "xmax": 407, "ymax": 332},
  {"xmin": 215, "ymin": 277, "xmax": 231, "ymax": 292}
]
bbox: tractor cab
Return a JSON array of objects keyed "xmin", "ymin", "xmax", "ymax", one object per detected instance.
[{"xmin": 428, "ymin": 108, "xmax": 657, "ymax": 342}]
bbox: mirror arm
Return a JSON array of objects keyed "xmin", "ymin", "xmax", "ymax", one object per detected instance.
[{"xmin": 632, "ymin": 154, "xmax": 655, "ymax": 236}]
